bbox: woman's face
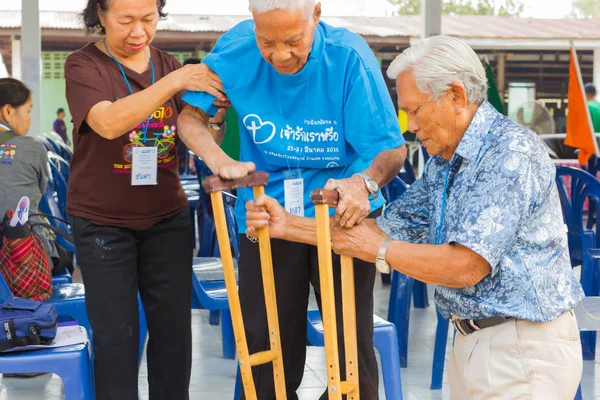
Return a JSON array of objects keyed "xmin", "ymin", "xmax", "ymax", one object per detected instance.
[
  {"xmin": 98, "ymin": 0, "xmax": 159, "ymax": 58},
  {"xmin": 1, "ymin": 96, "xmax": 33, "ymax": 136}
]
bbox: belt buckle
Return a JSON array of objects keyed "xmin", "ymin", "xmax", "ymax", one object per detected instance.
[
  {"xmin": 451, "ymin": 314, "xmax": 469, "ymax": 336},
  {"xmin": 451, "ymin": 315, "xmax": 481, "ymax": 336}
]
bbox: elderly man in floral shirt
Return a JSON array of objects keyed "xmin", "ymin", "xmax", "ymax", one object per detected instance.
[{"xmin": 245, "ymin": 35, "xmax": 584, "ymax": 399}]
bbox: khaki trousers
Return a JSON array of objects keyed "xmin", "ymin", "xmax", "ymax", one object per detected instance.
[{"xmin": 448, "ymin": 310, "xmax": 583, "ymax": 399}]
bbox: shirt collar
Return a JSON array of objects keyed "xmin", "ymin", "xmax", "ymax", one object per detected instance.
[
  {"xmin": 454, "ymin": 100, "xmax": 500, "ymax": 162},
  {"xmin": 0, "ymin": 121, "xmax": 13, "ymax": 131}
]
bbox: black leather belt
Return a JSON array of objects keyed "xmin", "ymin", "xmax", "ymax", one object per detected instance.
[{"xmin": 451, "ymin": 315, "xmax": 513, "ymax": 336}]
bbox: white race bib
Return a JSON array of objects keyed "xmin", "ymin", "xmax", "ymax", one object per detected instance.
[{"xmin": 131, "ymin": 146, "xmax": 158, "ymax": 186}]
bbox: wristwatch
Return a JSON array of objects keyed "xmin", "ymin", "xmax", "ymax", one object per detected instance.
[
  {"xmin": 208, "ymin": 119, "xmax": 224, "ymax": 130},
  {"xmin": 375, "ymin": 238, "xmax": 393, "ymax": 274},
  {"xmin": 353, "ymin": 172, "xmax": 379, "ymax": 200}
]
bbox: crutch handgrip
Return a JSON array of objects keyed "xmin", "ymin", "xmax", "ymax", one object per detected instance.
[
  {"xmin": 202, "ymin": 172, "xmax": 270, "ymax": 193},
  {"xmin": 310, "ymin": 189, "xmax": 340, "ymax": 206}
]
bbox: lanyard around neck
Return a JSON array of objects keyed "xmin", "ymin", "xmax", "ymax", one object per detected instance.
[
  {"xmin": 436, "ymin": 158, "xmax": 463, "ymax": 245},
  {"xmin": 103, "ymin": 40, "xmax": 155, "ymax": 94},
  {"xmin": 103, "ymin": 40, "xmax": 155, "ymax": 143}
]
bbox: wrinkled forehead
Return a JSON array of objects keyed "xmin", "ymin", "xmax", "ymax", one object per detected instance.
[
  {"xmin": 253, "ymin": 8, "xmax": 313, "ymax": 40},
  {"xmin": 396, "ymin": 71, "xmax": 428, "ymax": 110}
]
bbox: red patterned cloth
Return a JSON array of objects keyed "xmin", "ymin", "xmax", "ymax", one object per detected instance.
[{"xmin": 0, "ymin": 211, "xmax": 52, "ymax": 302}]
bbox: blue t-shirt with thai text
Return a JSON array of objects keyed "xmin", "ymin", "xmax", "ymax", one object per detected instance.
[{"xmin": 183, "ymin": 20, "xmax": 404, "ymax": 232}]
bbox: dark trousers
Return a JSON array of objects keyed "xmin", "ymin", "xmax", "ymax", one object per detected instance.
[
  {"xmin": 238, "ymin": 212, "xmax": 379, "ymax": 400},
  {"xmin": 72, "ymin": 208, "xmax": 193, "ymax": 400}
]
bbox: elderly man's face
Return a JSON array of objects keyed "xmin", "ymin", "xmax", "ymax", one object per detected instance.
[
  {"xmin": 252, "ymin": 4, "xmax": 321, "ymax": 75},
  {"xmin": 397, "ymin": 71, "xmax": 464, "ymax": 160}
]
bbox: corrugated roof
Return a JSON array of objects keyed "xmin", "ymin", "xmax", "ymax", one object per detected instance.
[{"xmin": 1, "ymin": 10, "xmax": 600, "ymax": 40}]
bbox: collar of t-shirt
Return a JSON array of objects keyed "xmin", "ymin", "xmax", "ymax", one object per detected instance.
[{"xmin": 182, "ymin": 23, "xmax": 325, "ymax": 116}]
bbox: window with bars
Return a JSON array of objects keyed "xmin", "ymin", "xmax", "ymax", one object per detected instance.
[
  {"xmin": 41, "ymin": 50, "xmax": 206, "ymax": 80},
  {"xmin": 42, "ymin": 51, "xmax": 70, "ymax": 80}
]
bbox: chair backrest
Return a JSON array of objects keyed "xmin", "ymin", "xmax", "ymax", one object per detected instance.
[
  {"xmin": 398, "ymin": 159, "xmax": 416, "ymax": 185},
  {"xmin": 47, "ymin": 162, "xmax": 68, "ymax": 218},
  {"xmin": 39, "ymin": 184, "xmax": 75, "ymax": 252},
  {"xmin": 0, "ymin": 267, "xmax": 14, "ymax": 302},
  {"xmin": 193, "ymin": 157, "xmax": 240, "ymax": 259},
  {"xmin": 382, "ymin": 176, "xmax": 409, "ymax": 204},
  {"xmin": 38, "ymin": 135, "xmax": 56, "ymax": 153},
  {"xmin": 555, "ymin": 166, "xmax": 600, "ymax": 266},
  {"xmin": 47, "ymin": 152, "xmax": 70, "ymax": 183}
]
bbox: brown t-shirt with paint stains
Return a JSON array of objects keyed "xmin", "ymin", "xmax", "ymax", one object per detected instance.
[{"xmin": 65, "ymin": 43, "xmax": 188, "ymax": 230}]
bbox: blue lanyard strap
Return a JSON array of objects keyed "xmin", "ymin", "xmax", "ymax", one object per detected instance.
[
  {"xmin": 436, "ymin": 165, "xmax": 451, "ymax": 245},
  {"xmin": 436, "ymin": 158, "xmax": 463, "ymax": 245},
  {"xmin": 103, "ymin": 40, "xmax": 155, "ymax": 143}
]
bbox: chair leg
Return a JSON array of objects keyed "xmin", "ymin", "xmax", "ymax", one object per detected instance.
[
  {"xmin": 380, "ymin": 272, "xmax": 391, "ymax": 285},
  {"xmin": 387, "ymin": 272, "xmax": 413, "ymax": 368},
  {"xmin": 580, "ymin": 331, "xmax": 596, "ymax": 360},
  {"xmin": 574, "ymin": 383, "xmax": 583, "ymax": 400},
  {"xmin": 221, "ymin": 309, "xmax": 236, "ymax": 360},
  {"xmin": 430, "ymin": 311, "xmax": 449, "ymax": 390},
  {"xmin": 374, "ymin": 325, "xmax": 403, "ymax": 400},
  {"xmin": 139, "ymin": 302, "xmax": 147, "ymax": 366},
  {"xmin": 60, "ymin": 354, "xmax": 94, "ymax": 400},
  {"xmin": 234, "ymin": 366, "xmax": 242, "ymax": 400},
  {"xmin": 412, "ymin": 280, "xmax": 429, "ymax": 308},
  {"xmin": 209, "ymin": 309, "xmax": 221, "ymax": 326}
]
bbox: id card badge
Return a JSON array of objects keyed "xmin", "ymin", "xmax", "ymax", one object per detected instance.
[
  {"xmin": 131, "ymin": 147, "xmax": 158, "ymax": 186},
  {"xmin": 284, "ymin": 169, "xmax": 304, "ymax": 217}
]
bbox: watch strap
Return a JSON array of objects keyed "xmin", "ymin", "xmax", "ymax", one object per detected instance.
[{"xmin": 377, "ymin": 237, "xmax": 394, "ymax": 263}]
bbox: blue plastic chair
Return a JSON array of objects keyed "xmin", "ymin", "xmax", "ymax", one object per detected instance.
[
  {"xmin": 430, "ymin": 311, "xmax": 450, "ymax": 390},
  {"xmin": 386, "ymin": 271, "xmax": 413, "ymax": 369},
  {"xmin": 192, "ymin": 259, "xmax": 236, "ymax": 359},
  {"xmin": 305, "ymin": 310, "xmax": 403, "ymax": 400},
  {"xmin": 47, "ymin": 152, "xmax": 70, "ymax": 184},
  {"xmin": 41, "ymin": 134, "xmax": 72, "ymax": 162},
  {"xmin": 398, "ymin": 158, "xmax": 416, "ymax": 185},
  {"xmin": 381, "ymin": 177, "xmax": 423, "ymax": 368},
  {"xmin": 47, "ymin": 162, "xmax": 68, "ymax": 219},
  {"xmin": 556, "ymin": 166, "xmax": 600, "ymax": 360},
  {"xmin": 0, "ymin": 343, "xmax": 93, "ymax": 399},
  {"xmin": 191, "ymin": 195, "xmax": 240, "ymax": 360},
  {"xmin": 36, "ymin": 181, "xmax": 74, "ymax": 287}
]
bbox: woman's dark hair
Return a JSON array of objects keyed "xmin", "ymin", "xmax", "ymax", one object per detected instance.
[
  {"xmin": 0, "ymin": 78, "xmax": 31, "ymax": 110},
  {"xmin": 81, "ymin": 0, "xmax": 168, "ymax": 35}
]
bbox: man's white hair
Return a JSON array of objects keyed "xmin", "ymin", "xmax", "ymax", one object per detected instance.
[
  {"xmin": 387, "ymin": 35, "xmax": 488, "ymax": 104},
  {"xmin": 249, "ymin": 0, "xmax": 315, "ymax": 15}
]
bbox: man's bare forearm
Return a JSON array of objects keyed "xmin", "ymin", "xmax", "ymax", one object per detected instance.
[
  {"xmin": 363, "ymin": 145, "xmax": 407, "ymax": 187},
  {"xmin": 282, "ymin": 215, "xmax": 319, "ymax": 246},
  {"xmin": 177, "ymin": 105, "xmax": 231, "ymax": 171}
]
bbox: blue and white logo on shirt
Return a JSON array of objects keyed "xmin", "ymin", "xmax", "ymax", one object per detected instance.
[{"xmin": 243, "ymin": 114, "xmax": 277, "ymax": 145}]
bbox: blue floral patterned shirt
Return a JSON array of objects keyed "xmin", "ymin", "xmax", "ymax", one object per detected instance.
[{"xmin": 377, "ymin": 101, "xmax": 584, "ymax": 322}]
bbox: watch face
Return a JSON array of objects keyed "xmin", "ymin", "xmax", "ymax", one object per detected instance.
[
  {"xmin": 375, "ymin": 259, "xmax": 390, "ymax": 274},
  {"xmin": 367, "ymin": 180, "xmax": 378, "ymax": 192}
]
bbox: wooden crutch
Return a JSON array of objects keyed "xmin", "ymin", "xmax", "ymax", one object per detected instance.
[
  {"xmin": 202, "ymin": 172, "xmax": 287, "ymax": 400},
  {"xmin": 310, "ymin": 189, "xmax": 360, "ymax": 400}
]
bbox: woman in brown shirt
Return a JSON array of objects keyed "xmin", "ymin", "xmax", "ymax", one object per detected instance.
[{"xmin": 65, "ymin": 1, "xmax": 228, "ymax": 399}]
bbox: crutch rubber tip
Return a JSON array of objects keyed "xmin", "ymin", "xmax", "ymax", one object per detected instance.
[
  {"xmin": 310, "ymin": 189, "xmax": 340, "ymax": 206},
  {"xmin": 202, "ymin": 172, "xmax": 270, "ymax": 193}
]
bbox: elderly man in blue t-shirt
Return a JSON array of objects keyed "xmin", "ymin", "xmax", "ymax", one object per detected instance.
[
  {"xmin": 246, "ymin": 36, "xmax": 585, "ymax": 398},
  {"xmin": 177, "ymin": 1, "xmax": 406, "ymax": 398}
]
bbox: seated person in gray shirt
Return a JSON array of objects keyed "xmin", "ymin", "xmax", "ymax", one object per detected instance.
[{"xmin": 0, "ymin": 78, "xmax": 66, "ymax": 271}]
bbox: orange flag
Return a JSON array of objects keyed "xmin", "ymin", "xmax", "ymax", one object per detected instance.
[{"xmin": 565, "ymin": 45, "xmax": 598, "ymax": 165}]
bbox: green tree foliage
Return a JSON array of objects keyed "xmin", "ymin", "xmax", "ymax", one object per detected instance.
[
  {"xmin": 388, "ymin": 0, "xmax": 524, "ymax": 16},
  {"xmin": 572, "ymin": 0, "xmax": 600, "ymax": 18}
]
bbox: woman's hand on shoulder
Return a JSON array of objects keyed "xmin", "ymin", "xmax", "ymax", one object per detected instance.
[{"xmin": 170, "ymin": 63, "xmax": 228, "ymax": 102}]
